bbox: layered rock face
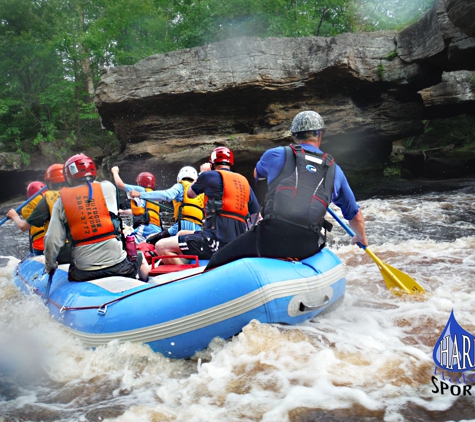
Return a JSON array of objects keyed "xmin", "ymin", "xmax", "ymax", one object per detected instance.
[
  {"xmin": 445, "ymin": 0, "xmax": 475, "ymax": 37},
  {"xmin": 92, "ymin": 0, "xmax": 475, "ymax": 188},
  {"xmin": 1, "ymin": 0, "xmax": 474, "ymax": 199},
  {"xmin": 95, "ymin": 32, "xmax": 420, "ymax": 181}
]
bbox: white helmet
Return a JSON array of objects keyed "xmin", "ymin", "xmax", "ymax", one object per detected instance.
[{"xmin": 177, "ymin": 166, "xmax": 198, "ymax": 182}]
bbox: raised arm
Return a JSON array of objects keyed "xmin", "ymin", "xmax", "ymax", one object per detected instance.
[{"xmin": 111, "ymin": 166, "xmax": 126, "ymax": 191}]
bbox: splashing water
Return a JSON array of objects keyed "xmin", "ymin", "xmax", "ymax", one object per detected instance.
[{"xmin": 1, "ymin": 182, "xmax": 475, "ymax": 421}]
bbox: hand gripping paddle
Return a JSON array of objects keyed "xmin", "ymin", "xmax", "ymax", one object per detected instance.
[{"xmin": 327, "ymin": 207, "xmax": 425, "ymax": 294}]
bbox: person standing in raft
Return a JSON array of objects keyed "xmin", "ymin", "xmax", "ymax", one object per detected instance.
[
  {"xmin": 44, "ymin": 154, "xmax": 149, "ymax": 282},
  {"xmin": 111, "ymin": 166, "xmax": 163, "ymax": 243},
  {"xmin": 155, "ymin": 147, "xmax": 260, "ymax": 264},
  {"xmin": 6, "ymin": 181, "xmax": 46, "ymax": 255},
  {"xmin": 206, "ymin": 110, "xmax": 368, "ymax": 270},
  {"xmin": 130, "ymin": 166, "xmax": 205, "ymax": 244}
]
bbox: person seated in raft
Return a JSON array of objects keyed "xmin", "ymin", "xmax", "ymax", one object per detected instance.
[
  {"xmin": 205, "ymin": 110, "xmax": 368, "ymax": 270},
  {"xmin": 6, "ymin": 181, "xmax": 46, "ymax": 256},
  {"xmin": 7, "ymin": 165, "xmax": 72, "ymax": 263},
  {"xmin": 154, "ymin": 147, "xmax": 260, "ymax": 265},
  {"xmin": 129, "ymin": 166, "xmax": 205, "ymax": 245},
  {"xmin": 44, "ymin": 154, "xmax": 149, "ymax": 282},
  {"xmin": 111, "ymin": 166, "xmax": 163, "ymax": 243}
]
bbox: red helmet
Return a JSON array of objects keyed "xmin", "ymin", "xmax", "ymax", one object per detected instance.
[
  {"xmin": 64, "ymin": 154, "xmax": 97, "ymax": 186},
  {"xmin": 44, "ymin": 164, "xmax": 66, "ymax": 185},
  {"xmin": 26, "ymin": 181, "xmax": 45, "ymax": 198},
  {"xmin": 209, "ymin": 147, "xmax": 234, "ymax": 166},
  {"xmin": 136, "ymin": 172, "xmax": 156, "ymax": 189}
]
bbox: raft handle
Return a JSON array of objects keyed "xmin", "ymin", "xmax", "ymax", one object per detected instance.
[
  {"xmin": 299, "ymin": 295, "xmax": 330, "ymax": 312},
  {"xmin": 97, "ymin": 305, "xmax": 108, "ymax": 315}
]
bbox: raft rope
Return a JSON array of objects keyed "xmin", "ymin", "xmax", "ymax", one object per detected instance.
[
  {"xmin": 17, "ymin": 253, "xmax": 299, "ymax": 315},
  {"xmin": 16, "ymin": 266, "xmax": 209, "ymax": 315}
]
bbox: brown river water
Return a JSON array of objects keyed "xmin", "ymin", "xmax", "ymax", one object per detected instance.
[{"xmin": 0, "ymin": 179, "xmax": 475, "ymax": 421}]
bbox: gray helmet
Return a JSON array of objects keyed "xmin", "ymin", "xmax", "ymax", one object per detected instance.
[{"xmin": 290, "ymin": 111, "xmax": 325, "ymax": 134}]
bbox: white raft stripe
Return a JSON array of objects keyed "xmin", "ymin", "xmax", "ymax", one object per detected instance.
[
  {"xmin": 88, "ymin": 266, "xmax": 206, "ymax": 293},
  {"xmin": 67, "ymin": 264, "xmax": 346, "ymax": 347}
]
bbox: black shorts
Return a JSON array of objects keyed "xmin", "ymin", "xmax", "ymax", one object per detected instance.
[
  {"xmin": 68, "ymin": 252, "xmax": 143, "ymax": 282},
  {"xmin": 177, "ymin": 232, "xmax": 226, "ymax": 260}
]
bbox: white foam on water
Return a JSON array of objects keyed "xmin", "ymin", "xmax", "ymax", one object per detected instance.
[{"xmin": 1, "ymin": 187, "xmax": 475, "ymax": 421}]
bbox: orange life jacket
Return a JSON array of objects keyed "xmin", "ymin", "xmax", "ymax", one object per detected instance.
[
  {"xmin": 205, "ymin": 170, "xmax": 250, "ymax": 223},
  {"xmin": 60, "ymin": 183, "xmax": 117, "ymax": 247}
]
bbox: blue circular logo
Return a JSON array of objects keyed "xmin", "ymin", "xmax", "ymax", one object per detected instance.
[{"xmin": 306, "ymin": 165, "xmax": 317, "ymax": 173}]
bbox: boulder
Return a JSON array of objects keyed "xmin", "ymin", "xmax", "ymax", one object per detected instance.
[
  {"xmin": 418, "ymin": 70, "xmax": 475, "ymax": 118},
  {"xmin": 445, "ymin": 0, "xmax": 475, "ymax": 37}
]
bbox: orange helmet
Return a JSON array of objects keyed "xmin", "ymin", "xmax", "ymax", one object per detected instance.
[
  {"xmin": 64, "ymin": 154, "xmax": 97, "ymax": 186},
  {"xmin": 136, "ymin": 172, "xmax": 156, "ymax": 189},
  {"xmin": 26, "ymin": 181, "xmax": 45, "ymax": 198},
  {"xmin": 209, "ymin": 147, "xmax": 234, "ymax": 166},
  {"xmin": 44, "ymin": 164, "xmax": 66, "ymax": 185}
]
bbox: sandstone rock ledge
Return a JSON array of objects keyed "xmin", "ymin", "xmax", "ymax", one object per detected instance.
[
  {"xmin": 1, "ymin": 0, "xmax": 475, "ymax": 199},
  {"xmin": 93, "ymin": 0, "xmax": 475, "ymax": 189}
]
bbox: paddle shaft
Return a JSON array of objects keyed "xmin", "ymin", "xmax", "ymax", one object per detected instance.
[
  {"xmin": 327, "ymin": 207, "xmax": 364, "ymax": 248},
  {"xmin": 327, "ymin": 206, "xmax": 423, "ymax": 294},
  {"xmin": 44, "ymin": 269, "xmax": 55, "ymax": 304},
  {"xmin": 0, "ymin": 185, "xmax": 48, "ymax": 227}
]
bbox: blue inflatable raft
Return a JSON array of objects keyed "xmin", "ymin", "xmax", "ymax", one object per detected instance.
[{"xmin": 13, "ymin": 249, "xmax": 346, "ymax": 359}]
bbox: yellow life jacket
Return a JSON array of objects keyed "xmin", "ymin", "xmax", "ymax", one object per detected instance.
[
  {"xmin": 172, "ymin": 180, "xmax": 204, "ymax": 226},
  {"xmin": 22, "ymin": 194, "xmax": 45, "ymax": 250},
  {"xmin": 45, "ymin": 189, "xmax": 71, "ymax": 253},
  {"xmin": 44, "ymin": 190, "xmax": 61, "ymax": 232},
  {"xmin": 130, "ymin": 188, "xmax": 161, "ymax": 227},
  {"xmin": 45, "ymin": 190, "xmax": 61, "ymax": 211}
]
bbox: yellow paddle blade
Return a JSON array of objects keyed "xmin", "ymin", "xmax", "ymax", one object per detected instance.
[
  {"xmin": 384, "ymin": 262, "xmax": 425, "ymax": 294},
  {"xmin": 364, "ymin": 247, "xmax": 425, "ymax": 294}
]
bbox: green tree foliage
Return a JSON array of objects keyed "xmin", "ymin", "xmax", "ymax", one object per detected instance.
[
  {"xmin": 353, "ymin": 0, "xmax": 434, "ymax": 31},
  {"xmin": 173, "ymin": 0, "xmax": 355, "ymax": 48},
  {"xmin": 406, "ymin": 115, "xmax": 475, "ymax": 151},
  {"xmin": 0, "ymin": 0, "xmax": 172, "ymax": 163},
  {"xmin": 2, "ymin": 0, "xmax": 100, "ymax": 162},
  {"xmin": 0, "ymin": 0, "xmax": 435, "ymax": 164},
  {"xmin": 86, "ymin": 0, "xmax": 175, "ymax": 66}
]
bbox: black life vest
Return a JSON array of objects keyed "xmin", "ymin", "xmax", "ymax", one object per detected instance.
[{"xmin": 262, "ymin": 144, "xmax": 335, "ymax": 236}]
